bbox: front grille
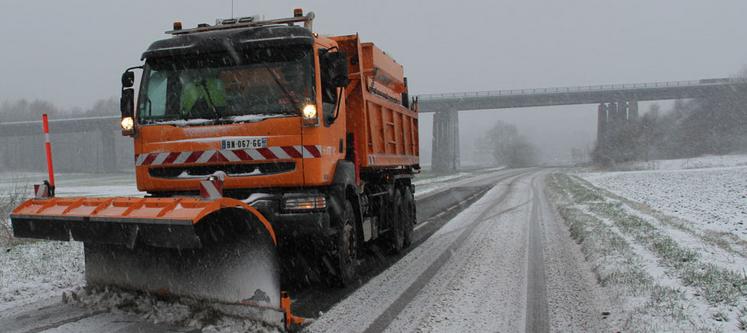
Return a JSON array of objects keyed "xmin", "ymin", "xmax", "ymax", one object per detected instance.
[{"xmin": 149, "ymin": 162, "xmax": 296, "ymax": 179}]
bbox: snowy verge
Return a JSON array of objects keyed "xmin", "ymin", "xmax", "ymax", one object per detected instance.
[
  {"xmin": 0, "ymin": 240, "xmax": 84, "ymax": 312},
  {"xmin": 547, "ymin": 173, "xmax": 747, "ymax": 332}
]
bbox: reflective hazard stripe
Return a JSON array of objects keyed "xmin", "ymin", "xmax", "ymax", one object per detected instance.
[
  {"xmin": 199, "ymin": 179, "xmax": 223, "ymax": 199},
  {"xmin": 135, "ymin": 145, "xmax": 324, "ymax": 167}
]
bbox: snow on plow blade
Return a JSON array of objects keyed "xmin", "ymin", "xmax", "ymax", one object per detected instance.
[{"xmin": 10, "ymin": 196, "xmax": 289, "ymax": 328}]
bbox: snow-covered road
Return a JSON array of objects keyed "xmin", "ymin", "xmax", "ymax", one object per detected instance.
[
  {"xmin": 308, "ymin": 170, "xmax": 609, "ymax": 332},
  {"xmin": 1, "ymin": 168, "xmax": 519, "ymax": 332}
]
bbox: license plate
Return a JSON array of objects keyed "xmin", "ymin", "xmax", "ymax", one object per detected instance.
[{"xmin": 220, "ymin": 137, "xmax": 268, "ymax": 150}]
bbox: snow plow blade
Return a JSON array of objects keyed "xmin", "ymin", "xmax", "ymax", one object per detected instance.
[{"xmin": 10, "ymin": 196, "xmax": 297, "ymax": 328}]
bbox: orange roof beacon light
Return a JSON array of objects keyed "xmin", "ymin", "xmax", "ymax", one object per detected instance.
[{"xmin": 10, "ymin": 9, "xmax": 419, "ymax": 331}]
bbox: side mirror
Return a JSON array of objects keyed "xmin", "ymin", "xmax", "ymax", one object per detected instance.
[
  {"xmin": 120, "ymin": 88, "xmax": 134, "ymax": 118},
  {"xmin": 122, "ymin": 71, "xmax": 135, "ymax": 88},
  {"xmin": 120, "ymin": 88, "xmax": 135, "ymax": 136},
  {"xmin": 119, "ymin": 67, "xmax": 142, "ymax": 136},
  {"xmin": 324, "ymin": 52, "xmax": 349, "ymax": 88}
]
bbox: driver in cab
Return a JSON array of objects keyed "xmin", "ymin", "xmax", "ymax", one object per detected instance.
[{"xmin": 180, "ymin": 70, "xmax": 226, "ymax": 118}]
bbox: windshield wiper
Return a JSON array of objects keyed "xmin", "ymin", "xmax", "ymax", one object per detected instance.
[
  {"xmin": 262, "ymin": 64, "xmax": 301, "ymax": 114},
  {"xmin": 198, "ymin": 80, "xmax": 222, "ymax": 120}
]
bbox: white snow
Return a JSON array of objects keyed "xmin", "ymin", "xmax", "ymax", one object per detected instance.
[
  {"xmin": 0, "ymin": 241, "xmax": 84, "ymax": 312},
  {"xmin": 151, "ymin": 118, "xmax": 213, "ymax": 126},
  {"xmin": 149, "ymin": 114, "xmax": 289, "ymax": 127},
  {"xmin": 63, "ymin": 287, "xmax": 281, "ymax": 333},
  {"xmin": 308, "ymin": 181, "xmax": 515, "ymax": 333},
  {"xmin": 565, "ymin": 155, "xmax": 747, "ymax": 330},
  {"xmin": 414, "ymin": 167, "xmax": 505, "ymax": 198},
  {"xmin": 581, "ymin": 165, "xmax": 747, "ymax": 241},
  {"xmin": 608, "ymin": 153, "xmax": 747, "ymax": 171},
  {"xmin": 0, "ymin": 172, "xmax": 140, "ymax": 198},
  {"xmin": 228, "ymin": 114, "xmax": 288, "ymax": 122},
  {"xmin": 309, "ymin": 171, "xmax": 607, "ymax": 332}
]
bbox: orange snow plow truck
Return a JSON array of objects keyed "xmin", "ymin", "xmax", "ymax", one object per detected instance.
[{"xmin": 10, "ymin": 9, "xmax": 418, "ymax": 330}]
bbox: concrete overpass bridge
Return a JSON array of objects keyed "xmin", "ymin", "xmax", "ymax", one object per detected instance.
[
  {"xmin": 418, "ymin": 77, "xmax": 747, "ymax": 172},
  {"xmin": 1, "ymin": 77, "xmax": 746, "ymax": 173}
]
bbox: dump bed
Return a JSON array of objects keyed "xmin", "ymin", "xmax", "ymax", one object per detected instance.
[{"xmin": 332, "ymin": 35, "xmax": 419, "ymax": 170}]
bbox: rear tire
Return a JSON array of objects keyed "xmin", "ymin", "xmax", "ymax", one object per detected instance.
[
  {"xmin": 402, "ymin": 187, "xmax": 415, "ymax": 248},
  {"xmin": 389, "ymin": 190, "xmax": 405, "ymax": 254},
  {"xmin": 335, "ymin": 199, "xmax": 358, "ymax": 286}
]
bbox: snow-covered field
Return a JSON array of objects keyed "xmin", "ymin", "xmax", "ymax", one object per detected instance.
[
  {"xmin": 550, "ymin": 154, "xmax": 747, "ymax": 331},
  {"xmin": 547, "ymin": 174, "xmax": 747, "ymax": 331},
  {"xmin": 581, "ymin": 160, "xmax": 747, "ymax": 242},
  {"xmin": 606, "ymin": 153, "xmax": 747, "ymax": 171}
]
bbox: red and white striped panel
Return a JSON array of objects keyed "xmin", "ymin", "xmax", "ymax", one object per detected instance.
[
  {"xmin": 199, "ymin": 178, "xmax": 223, "ymax": 199},
  {"xmin": 135, "ymin": 145, "xmax": 323, "ymax": 167}
]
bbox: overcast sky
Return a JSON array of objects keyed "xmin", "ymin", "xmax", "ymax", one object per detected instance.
[{"xmin": 1, "ymin": 1, "xmax": 746, "ymax": 163}]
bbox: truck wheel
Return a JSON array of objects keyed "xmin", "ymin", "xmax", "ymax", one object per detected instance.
[
  {"xmin": 402, "ymin": 187, "xmax": 415, "ymax": 248},
  {"xmin": 336, "ymin": 199, "xmax": 358, "ymax": 286},
  {"xmin": 389, "ymin": 190, "xmax": 405, "ymax": 254}
]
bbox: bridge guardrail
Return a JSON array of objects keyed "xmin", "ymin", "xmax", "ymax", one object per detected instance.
[{"xmin": 416, "ymin": 77, "xmax": 747, "ymax": 101}]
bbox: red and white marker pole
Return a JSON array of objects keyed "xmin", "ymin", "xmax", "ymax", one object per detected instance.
[{"xmin": 42, "ymin": 114, "xmax": 56, "ymax": 194}]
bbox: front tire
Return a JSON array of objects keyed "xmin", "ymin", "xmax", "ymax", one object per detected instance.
[{"xmin": 335, "ymin": 199, "xmax": 358, "ymax": 286}]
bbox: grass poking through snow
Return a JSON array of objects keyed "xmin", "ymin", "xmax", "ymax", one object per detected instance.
[{"xmin": 547, "ymin": 173, "xmax": 747, "ymax": 332}]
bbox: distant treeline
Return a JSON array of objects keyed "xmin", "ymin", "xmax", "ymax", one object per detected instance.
[
  {"xmin": 0, "ymin": 98, "xmax": 118, "ymax": 122},
  {"xmin": 594, "ymin": 74, "xmax": 747, "ymax": 165}
]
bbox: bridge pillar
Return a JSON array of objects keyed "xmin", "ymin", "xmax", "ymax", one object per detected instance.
[
  {"xmin": 99, "ymin": 129, "xmax": 117, "ymax": 173},
  {"xmin": 596, "ymin": 103, "xmax": 608, "ymax": 145},
  {"xmin": 608, "ymin": 102, "xmax": 619, "ymax": 123},
  {"xmin": 431, "ymin": 110, "xmax": 460, "ymax": 173},
  {"xmin": 618, "ymin": 101, "xmax": 629, "ymax": 121},
  {"xmin": 628, "ymin": 100, "xmax": 639, "ymax": 120}
]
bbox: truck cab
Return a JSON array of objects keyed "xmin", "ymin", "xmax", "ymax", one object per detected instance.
[{"xmin": 127, "ymin": 22, "xmax": 347, "ymax": 195}]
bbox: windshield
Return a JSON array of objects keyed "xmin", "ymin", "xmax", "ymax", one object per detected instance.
[{"xmin": 137, "ymin": 46, "xmax": 314, "ymax": 124}]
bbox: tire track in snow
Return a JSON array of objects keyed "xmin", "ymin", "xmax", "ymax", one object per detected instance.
[
  {"xmin": 525, "ymin": 177, "xmax": 549, "ymax": 333},
  {"xmin": 361, "ymin": 172, "xmax": 531, "ymax": 333}
]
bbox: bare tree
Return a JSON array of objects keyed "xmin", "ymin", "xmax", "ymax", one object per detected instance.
[{"xmin": 478, "ymin": 121, "xmax": 538, "ymax": 168}]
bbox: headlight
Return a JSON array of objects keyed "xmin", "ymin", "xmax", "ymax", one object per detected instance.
[
  {"xmin": 121, "ymin": 117, "xmax": 134, "ymax": 131},
  {"xmin": 302, "ymin": 104, "xmax": 317, "ymax": 119},
  {"xmin": 301, "ymin": 104, "xmax": 319, "ymax": 127}
]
